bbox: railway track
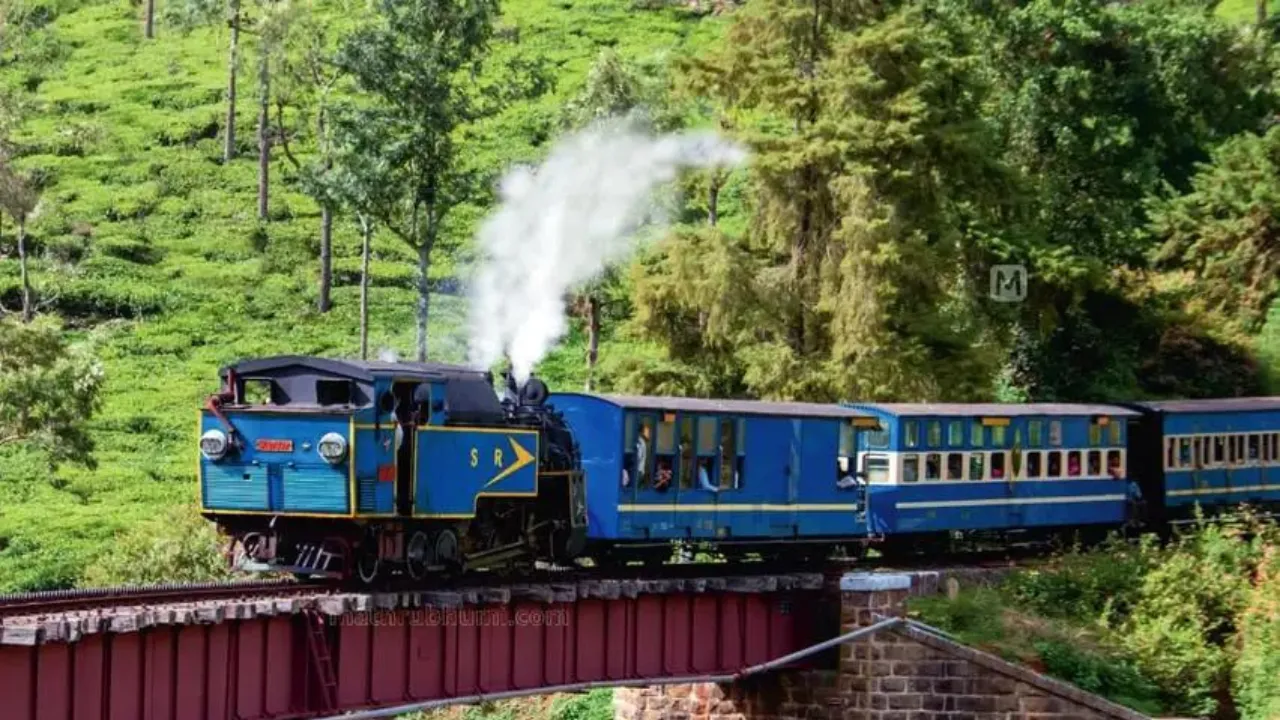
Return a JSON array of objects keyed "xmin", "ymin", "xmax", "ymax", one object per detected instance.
[{"xmin": 0, "ymin": 547, "xmax": 1041, "ymax": 620}]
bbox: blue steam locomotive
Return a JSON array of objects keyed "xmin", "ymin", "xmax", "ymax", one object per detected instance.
[{"xmin": 197, "ymin": 356, "xmax": 1280, "ymax": 584}]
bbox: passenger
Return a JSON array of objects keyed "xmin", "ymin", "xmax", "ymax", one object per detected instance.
[
  {"xmin": 1068, "ymin": 454, "xmax": 1081, "ymax": 476},
  {"xmin": 698, "ymin": 459, "xmax": 718, "ymax": 493},
  {"xmin": 836, "ymin": 457, "xmax": 859, "ymax": 489},
  {"xmin": 635, "ymin": 424, "xmax": 650, "ymax": 485},
  {"xmin": 654, "ymin": 457, "xmax": 672, "ymax": 491}
]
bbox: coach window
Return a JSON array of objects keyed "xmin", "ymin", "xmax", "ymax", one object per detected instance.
[
  {"xmin": 927, "ymin": 422, "xmax": 942, "ymax": 447},
  {"xmin": 990, "ymin": 452, "xmax": 1007, "ymax": 480},
  {"xmin": 1265, "ymin": 434, "xmax": 1276, "ymax": 463},
  {"xmin": 1049, "ymin": 421, "xmax": 1063, "ymax": 446},
  {"xmin": 946, "ymin": 453, "xmax": 963, "ymax": 480},
  {"xmin": 1047, "ymin": 451, "xmax": 1062, "ymax": 478},
  {"xmin": 1213, "ymin": 436, "xmax": 1226, "ymax": 466},
  {"xmin": 654, "ymin": 417, "xmax": 676, "ymax": 491},
  {"xmin": 905, "ymin": 422, "xmax": 920, "ymax": 449},
  {"xmin": 969, "ymin": 453, "xmax": 985, "ymax": 481},
  {"xmin": 718, "ymin": 419, "xmax": 737, "ymax": 489},
  {"xmin": 1247, "ymin": 435, "xmax": 1260, "ymax": 463},
  {"xmin": 624, "ymin": 414, "xmax": 638, "ymax": 487},
  {"xmin": 971, "ymin": 422, "xmax": 985, "ymax": 448},
  {"xmin": 1178, "ymin": 438, "xmax": 1191, "ymax": 468},
  {"xmin": 1110, "ymin": 421, "xmax": 1122, "ymax": 445},
  {"xmin": 1228, "ymin": 435, "xmax": 1239, "ymax": 465},
  {"xmin": 697, "ymin": 417, "xmax": 718, "ymax": 487},
  {"xmin": 1087, "ymin": 450, "xmax": 1101, "ymax": 476},
  {"xmin": 1027, "ymin": 451, "xmax": 1043, "ymax": 479},
  {"xmin": 1067, "ymin": 451, "xmax": 1082, "ymax": 477},
  {"xmin": 992, "ymin": 425, "xmax": 1007, "ymax": 447},
  {"xmin": 1107, "ymin": 451, "xmax": 1123, "ymax": 478},
  {"xmin": 678, "ymin": 418, "xmax": 696, "ymax": 490},
  {"xmin": 1088, "ymin": 423, "xmax": 1102, "ymax": 446},
  {"xmin": 1029, "ymin": 420, "xmax": 1043, "ymax": 446},
  {"xmin": 1165, "ymin": 438, "xmax": 1175, "ymax": 469},
  {"xmin": 903, "ymin": 454, "xmax": 920, "ymax": 483},
  {"xmin": 1236, "ymin": 436, "xmax": 1246, "ymax": 465},
  {"xmin": 948, "ymin": 421, "xmax": 964, "ymax": 447},
  {"xmin": 864, "ymin": 455, "xmax": 890, "ymax": 484},
  {"xmin": 925, "ymin": 453, "xmax": 941, "ymax": 481},
  {"xmin": 637, "ymin": 417, "xmax": 656, "ymax": 487}
]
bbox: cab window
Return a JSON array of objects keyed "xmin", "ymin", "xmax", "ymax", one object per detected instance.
[
  {"xmin": 623, "ymin": 414, "xmax": 637, "ymax": 486},
  {"xmin": 867, "ymin": 426, "xmax": 889, "ymax": 448}
]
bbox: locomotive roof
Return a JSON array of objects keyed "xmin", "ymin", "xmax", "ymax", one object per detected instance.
[
  {"xmin": 843, "ymin": 402, "xmax": 1141, "ymax": 418},
  {"xmin": 557, "ymin": 393, "xmax": 869, "ymax": 420},
  {"xmin": 220, "ymin": 355, "xmax": 491, "ymax": 383},
  {"xmin": 1128, "ymin": 396, "xmax": 1280, "ymax": 413}
]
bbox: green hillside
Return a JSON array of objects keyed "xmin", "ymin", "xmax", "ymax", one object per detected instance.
[{"xmin": 0, "ymin": 0, "xmax": 727, "ymax": 590}]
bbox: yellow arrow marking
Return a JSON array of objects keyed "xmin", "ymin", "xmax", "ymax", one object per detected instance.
[{"xmin": 483, "ymin": 437, "xmax": 536, "ymax": 488}]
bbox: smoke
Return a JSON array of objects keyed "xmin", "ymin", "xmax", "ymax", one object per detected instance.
[
  {"xmin": 377, "ymin": 348, "xmax": 399, "ymax": 363},
  {"xmin": 466, "ymin": 118, "xmax": 747, "ymax": 384}
]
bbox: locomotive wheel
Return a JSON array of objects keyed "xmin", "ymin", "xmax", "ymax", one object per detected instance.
[
  {"xmin": 434, "ymin": 529, "xmax": 461, "ymax": 570},
  {"xmin": 406, "ymin": 530, "xmax": 432, "ymax": 580}
]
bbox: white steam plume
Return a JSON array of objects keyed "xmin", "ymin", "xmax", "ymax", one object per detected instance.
[{"xmin": 467, "ymin": 119, "xmax": 747, "ymax": 384}]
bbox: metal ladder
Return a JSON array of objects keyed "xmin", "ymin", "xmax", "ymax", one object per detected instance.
[{"xmin": 303, "ymin": 608, "xmax": 339, "ymax": 710}]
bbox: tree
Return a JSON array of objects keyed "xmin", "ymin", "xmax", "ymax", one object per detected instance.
[
  {"xmin": 144, "ymin": 0, "xmax": 156, "ymax": 38},
  {"xmin": 561, "ymin": 49, "xmax": 646, "ymax": 390},
  {"xmin": 333, "ymin": 0, "xmax": 549, "ymax": 361},
  {"xmin": 0, "ymin": 316, "xmax": 104, "ymax": 467},
  {"xmin": 0, "ymin": 162, "xmax": 38, "ymax": 323},
  {"xmin": 275, "ymin": 7, "xmax": 344, "ymax": 312},
  {"xmin": 625, "ymin": 0, "xmax": 1009, "ymax": 401},
  {"xmin": 1148, "ymin": 126, "xmax": 1280, "ymax": 339}
]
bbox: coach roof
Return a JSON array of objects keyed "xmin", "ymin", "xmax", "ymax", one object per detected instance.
[
  {"xmin": 554, "ymin": 392, "xmax": 869, "ymax": 419},
  {"xmin": 843, "ymin": 402, "xmax": 1141, "ymax": 418}
]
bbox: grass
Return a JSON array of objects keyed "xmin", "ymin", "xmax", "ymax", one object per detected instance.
[{"xmin": 0, "ymin": 0, "xmax": 728, "ymax": 591}]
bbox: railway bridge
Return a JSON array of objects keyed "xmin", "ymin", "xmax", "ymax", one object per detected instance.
[{"xmin": 0, "ymin": 566, "xmax": 1147, "ymax": 720}]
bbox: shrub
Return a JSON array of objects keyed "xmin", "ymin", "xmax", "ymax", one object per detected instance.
[
  {"xmin": 1232, "ymin": 547, "xmax": 1280, "ymax": 720},
  {"xmin": 79, "ymin": 505, "xmax": 234, "ymax": 587}
]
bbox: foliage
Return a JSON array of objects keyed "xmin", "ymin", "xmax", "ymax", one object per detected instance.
[
  {"xmin": 1233, "ymin": 547, "xmax": 1280, "ymax": 720},
  {"xmin": 1148, "ymin": 125, "xmax": 1280, "ymax": 338},
  {"xmin": 0, "ymin": 314, "xmax": 103, "ymax": 466},
  {"xmin": 548, "ymin": 689, "xmax": 613, "ymax": 720},
  {"xmin": 79, "ymin": 504, "xmax": 236, "ymax": 586},
  {"xmin": 912, "ymin": 519, "xmax": 1280, "ymax": 718}
]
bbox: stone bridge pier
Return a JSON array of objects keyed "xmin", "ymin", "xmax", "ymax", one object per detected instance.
[{"xmin": 615, "ymin": 570, "xmax": 1150, "ymax": 720}]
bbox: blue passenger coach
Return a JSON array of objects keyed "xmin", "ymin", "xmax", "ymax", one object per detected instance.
[
  {"xmin": 548, "ymin": 393, "xmax": 874, "ymax": 554},
  {"xmin": 1130, "ymin": 397, "xmax": 1280, "ymax": 520},
  {"xmin": 840, "ymin": 403, "xmax": 1141, "ymax": 541}
]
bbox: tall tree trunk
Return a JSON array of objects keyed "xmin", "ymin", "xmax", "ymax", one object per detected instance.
[
  {"xmin": 708, "ymin": 173, "xmax": 721, "ymax": 227},
  {"xmin": 256, "ymin": 48, "xmax": 270, "ymax": 221},
  {"xmin": 415, "ymin": 241, "xmax": 431, "ymax": 361},
  {"xmin": 144, "ymin": 0, "xmax": 155, "ymax": 38},
  {"xmin": 17, "ymin": 215, "xmax": 31, "ymax": 323},
  {"xmin": 318, "ymin": 204, "xmax": 333, "ymax": 313},
  {"xmin": 224, "ymin": 0, "xmax": 240, "ymax": 163},
  {"xmin": 359, "ymin": 216, "xmax": 372, "ymax": 360},
  {"xmin": 1258, "ymin": 0, "xmax": 1268, "ymax": 25},
  {"xmin": 585, "ymin": 294, "xmax": 600, "ymax": 391}
]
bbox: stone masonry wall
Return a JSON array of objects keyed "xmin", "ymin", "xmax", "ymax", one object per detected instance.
[{"xmin": 614, "ymin": 568, "xmax": 1149, "ymax": 720}]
